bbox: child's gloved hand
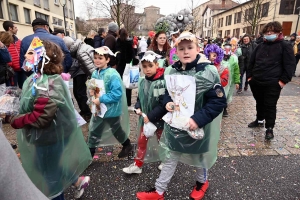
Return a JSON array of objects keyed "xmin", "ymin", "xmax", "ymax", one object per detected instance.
[
  {"xmin": 189, "ymin": 118, "xmax": 198, "ymax": 131},
  {"xmin": 166, "ymin": 102, "xmax": 175, "ymax": 112}
]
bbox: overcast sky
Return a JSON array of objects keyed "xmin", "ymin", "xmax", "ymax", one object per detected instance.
[{"xmin": 74, "ymin": 0, "xmax": 207, "ymax": 18}]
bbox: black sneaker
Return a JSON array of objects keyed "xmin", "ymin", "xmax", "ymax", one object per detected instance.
[
  {"xmin": 118, "ymin": 144, "xmax": 133, "ymax": 158},
  {"xmin": 223, "ymin": 108, "xmax": 229, "ymax": 117},
  {"xmin": 244, "ymin": 86, "xmax": 248, "ymax": 91},
  {"xmin": 265, "ymin": 128, "xmax": 274, "ymax": 140},
  {"xmin": 237, "ymin": 88, "xmax": 242, "ymax": 94},
  {"xmin": 248, "ymin": 120, "xmax": 264, "ymax": 128}
]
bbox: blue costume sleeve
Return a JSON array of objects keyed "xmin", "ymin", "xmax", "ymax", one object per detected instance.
[
  {"xmin": 100, "ymin": 75, "xmax": 122, "ymax": 104},
  {"xmin": 0, "ymin": 47, "xmax": 12, "ymax": 63},
  {"xmin": 191, "ymin": 84, "xmax": 227, "ymax": 128}
]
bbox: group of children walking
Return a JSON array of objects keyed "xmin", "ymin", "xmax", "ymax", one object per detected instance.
[{"xmin": 10, "ymin": 31, "xmax": 241, "ymax": 200}]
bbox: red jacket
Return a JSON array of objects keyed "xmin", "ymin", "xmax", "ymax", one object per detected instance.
[{"xmin": 7, "ymin": 37, "xmax": 21, "ymax": 71}]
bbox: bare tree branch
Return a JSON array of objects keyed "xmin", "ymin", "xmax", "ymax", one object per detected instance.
[
  {"xmin": 238, "ymin": 0, "xmax": 275, "ymax": 35},
  {"xmin": 188, "ymin": 0, "xmax": 202, "ymax": 33}
]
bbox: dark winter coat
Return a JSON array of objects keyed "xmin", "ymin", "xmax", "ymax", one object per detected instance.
[
  {"xmin": 116, "ymin": 38, "xmax": 135, "ymax": 76},
  {"xmin": 84, "ymin": 37, "xmax": 94, "ymax": 47},
  {"xmin": 93, "ymin": 35, "xmax": 104, "ymax": 48},
  {"xmin": 104, "ymin": 31, "xmax": 117, "ymax": 67},
  {"xmin": 0, "ymin": 47, "xmax": 12, "ymax": 84},
  {"xmin": 239, "ymin": 41, "xmax": 257, "ymax": 74},
  {"xmin": 247, "ymin": 39, "xmax": 296, "ymax": 85}
]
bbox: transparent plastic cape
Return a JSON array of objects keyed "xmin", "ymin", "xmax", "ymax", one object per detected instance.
[
  {"xmin": 226, "ymin": 55, "xmax": 238, "ymax": 104},
  {"xmin": 88, "ymin": 69, "xmax": 130, "ymax": 148},
  {"xmin": 221, "ymin": 60, "xmax": 232, "ymax": 97},
  {"xmin": 158, "ymin": 58, "xmax": 166, "ymax": 68},
  {"xmin": 159, "ymin": 64, "xmax": 222, "ymax": 169},
  {"xmin": 135, "ymin": 77, "xmax": 165, "ymax": 163},
  {"xmin": 17, "ymin": 74, "xmax": 92, "ymax": 198}
]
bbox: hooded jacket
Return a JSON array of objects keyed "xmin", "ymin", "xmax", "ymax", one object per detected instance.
[
  {"xmin": 247, "ymin": 35, "xmax": 296, "ymax": 85},
  {"xmin": 70, "ymin": 39, "xmax": 95, "ymax": 76}
]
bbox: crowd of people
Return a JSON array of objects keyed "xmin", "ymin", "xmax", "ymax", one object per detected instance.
[{"xmin": 0, "ymin": 18, "xmax": 296, "ymax": 200}]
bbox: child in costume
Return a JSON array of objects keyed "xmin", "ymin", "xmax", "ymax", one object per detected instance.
[
  {"xmin": 87, "ymin": 46, "xmax": 132, "ymax": 159},
  {"xmin": 136, "ymin": 32, "xmax": 227, "ymax": 200},
  {"xmin": 221, "ymin": 43, "xmax": 240, "ymax": 117},
  {"xmin": 122, "ymin": 51, "xmax": 167, "ymax": 174},
  {"xmin": 204, "ymin": 44, "xmax": 229, "ymax": 88},
  {"xmin": 10, "ymin": 38, "xmax": 92, "ymax": 200}
]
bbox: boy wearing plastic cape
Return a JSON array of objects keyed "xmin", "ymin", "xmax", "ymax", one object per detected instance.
[
  {"xmin": 10, "ymin": 38, "xmax": 92, "ymax": 200},
  {"xmin": 136, "ymin": 32, "xmax": 227, "ymax": 200},
  {"xmin": 221, "ymin": 43, "xmax": 240, "ymax": 117},
  {"xmin": 122, "ymin": 51, "xmax": 167, "ymax": 174},
  {"xmin": 87, "ymin": 46, "xmax": 132, "ymax": 159}
]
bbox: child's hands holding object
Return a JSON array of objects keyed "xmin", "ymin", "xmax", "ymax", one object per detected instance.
[
  {"xmin": 166, "ymin": 102, "xmax": 175, "ymax": 112},
  {"xmin": 142, "ymin": 113, "xmax": 149, "ymax": 124},
  {"xmin": 189, "ymin": 118, "xmax": 198, "ymax": 131}
]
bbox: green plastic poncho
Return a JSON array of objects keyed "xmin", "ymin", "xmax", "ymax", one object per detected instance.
[
  {"xmin": 158, "ymin": 58, "xmax": 166, "ymax": 68},
  {"xmin": 221, "ymin": 60, "xmax": 232, "ymax": 97},
  {"xmin": 17, "ymin": 74, "xmax": 92, "ymax": 198},
  {"xmin": 135, "ymin": 76, "xmax": 165, "ymax": 163},
  {"xmin": 225, "ymin": 54, "xmax": 240, "ymax": 104},
  {"xmin": 159, "ymin": 63, "xmax": 223, "ymax": 169},
  {"xmin": 88, "ymin": 68, "xmax": 130, "ymax": 148}
]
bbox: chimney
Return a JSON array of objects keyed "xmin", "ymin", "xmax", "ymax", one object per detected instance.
[{"xmin": 222, "ymin": 0, "xmax": 225, "ymax": 8}]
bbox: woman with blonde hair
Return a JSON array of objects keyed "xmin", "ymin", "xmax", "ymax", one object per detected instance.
[{"xmin": 84, "ymin": 30, "xmax": 97, "ymax": 47}]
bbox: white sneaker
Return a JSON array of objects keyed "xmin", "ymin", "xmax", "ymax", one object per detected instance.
[
  {"xmin": 74, "ymin": 176, "xmax": 90, "ymax": 199},
  {"xmin": 128, "ymin": 106, "xmax": 135, "ymax": 112},
  {"xmin": 123, "ymin": 163, "xmax": 142, "ymax": 174},
  {"xmin": 158, "ymin": 163, "xmax": 164, "ymax": 170}
]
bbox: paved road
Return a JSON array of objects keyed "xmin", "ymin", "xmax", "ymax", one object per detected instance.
[{"xmin": 3, "ymin": 77, "xmax": 300, "ymax": 200}]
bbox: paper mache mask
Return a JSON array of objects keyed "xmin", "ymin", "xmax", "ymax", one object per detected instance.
[
  {"xmin": 94, "ymin": 46, "xmax": 118, "ymax": 57},
  {"xmin": 23, "ymin": 37, "xmax": 45, "ymax": 70},
  {"xmin": 141, "ymin": 51, "xmax": 162, "ymax": 62}
]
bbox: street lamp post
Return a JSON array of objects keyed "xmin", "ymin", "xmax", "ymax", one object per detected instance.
[
  {"xmin": 59, "ymin": 0, "xmax": 67, "ymax": 36},
  {"xmin": 295, "ymin": 7, "xmax": 300, "ymax": 34}
]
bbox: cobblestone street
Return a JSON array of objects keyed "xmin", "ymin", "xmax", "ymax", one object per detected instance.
[{"xmin": 3, "ymin": 77, "xmax": 300, "ymax": 199}]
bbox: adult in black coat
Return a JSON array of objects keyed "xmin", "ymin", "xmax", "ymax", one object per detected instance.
[
  {"xmin": 94, "ymin": 28, "xmax": 106, "ymax": 48},
  {"xmin": 247, "ymin": 21, "xmax": 296, "ymax": 140},
  {"xmin": 116, "ymin": 28, "xmax": 139, "ymax": 108},
  {"xmin": 238, "ymin": 34, "xmax": 257, "ymax": 93}
]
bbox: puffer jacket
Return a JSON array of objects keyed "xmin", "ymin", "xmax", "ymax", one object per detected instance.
[
  {"xmin": 7, "ymin": 35, "xmax": 21, "ymax": 71},
  {"xmin": 70, "ymin": 39, "xmax": 95, "ymax": 76},
  {"xmin": 68, "ymin": 58, "xmax": 85, "ymax": 78}
]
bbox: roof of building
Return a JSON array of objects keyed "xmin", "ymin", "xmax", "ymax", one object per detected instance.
[
  {"xmin": 144, "ymin": 5, "xmax": 160, "ymax": 9},
  {"xmin": 212, "ymin": 0, "xmax": 251, "ymax": 17},
  {"xmin": 202, "ymin": 1, "xmax": 240, "ymax": 16}
]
